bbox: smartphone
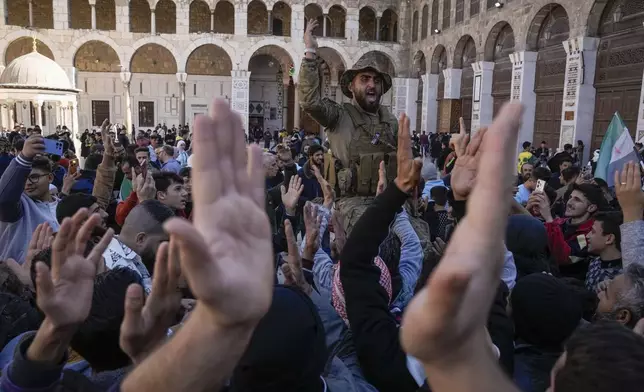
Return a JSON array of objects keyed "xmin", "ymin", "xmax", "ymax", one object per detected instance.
[
  {"xmin": 633, "ymin": 146, "xmax": 644, "ymax": 171},
  {"xmin": 535, "ymin": 179, "xmax": 546, "ymax": 193},
  {"xmin": 43, "ymin": 139, "xmax": 64, "ymax": 156}
]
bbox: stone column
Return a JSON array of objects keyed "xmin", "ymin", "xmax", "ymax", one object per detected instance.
[
  {"xmin": 120, "ymin": 70, "xmax": 133, "ymax": 135},
  {"xmin": 8, "ymin": 104, "xmax": 15, "ymax": 130},
  {"xmin": 322, "ymin": 14, "xmax": 327, "ymax": 36},
  {"xmin": 34, "ymin": 101, "xmax": 43, "ymax": 127},
  {"xmin": 509, "ymin": 51, "xmax": 538, "ymax": 154},
  {"xmin": 637, "ymin": 70, "xmax": 644, "ymax": 142},
  {"xmin": 345, "ymin": 7, "xmax": 359, "ymax": 41},
  {"xmin": 471, "ymin": 61, "xmax": 494, "ymax": 134},
  {"xmin": 116, "ymin": 3, "xmax": 129, "ymax": 32},
  {"xmin": 29, "ymin": 0, "xmax": 34, "ymax": 27},
  {"xmin": 420, "ymin": 73, "xmax": 439, "ymax": 134},
  {"xmin": 293, "ymin": 85, "xmax": 300, "ymax": 129},
  {"xmin": 391, "ymin": 78, "xmax": 419, "ymax": 132},
  {"xmin": 231, "ymin": 70, "xmax": 251, "ymax": 134},
  {"xmin": 235, "ymin": 2, "xmax": 247, "ymax": 36},
  {"xmin": 0, "ymin": 0, "xmax": 5, "ymax": 27},
  {"xmin": 177, "ymin": 73, "xmax": 187, "ymax": 126},
  {"xmin": 90, "ymin": 2, "xmax": 97, "ymax": 29},
  {"xmin": 53, "ymin": 0, "xmax": 69, "ymax": 29},
  {"xmin": 267, "ymin": 10, "xmax": 272, "ymax": 34},
  {"xmin": 560, "ymin": 36, "xmax": 599, "ymax": 160},
  {"xmin": 291, "ymin": 4, "xmax": 304, "ymax": 40},
  {"xmin": 151, "ymin": 10, "xmax": 156, "ymax": 35},
  {"xmin": 211, "ymin": 11, "xmax": 215, "ymax": 31},
  {"xmin": 72, "ymin": 101, "xmax": 80, "ymax": 143},
  {"xmin": 375, "ymin": 16, "xmax": 380, "ymax": 40},
  {"xmin": 442, "ymin": 68, "xmax": 462, "ymax": 99}
]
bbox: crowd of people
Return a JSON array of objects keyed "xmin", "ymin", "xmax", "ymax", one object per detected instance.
[{"xmin": 0, "ymin": 96, "xmax": 644, "ymax": 392}]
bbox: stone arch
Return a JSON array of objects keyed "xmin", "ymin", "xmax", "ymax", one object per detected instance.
[
  {"xmin": 526, "ymin": 3, "xmax": 570, "ymax": 51},
  {"xmin": 421, "ymin": 4, "xmax": 429, "ymax": 39},
  {"xmin": 96, "ymin": 0, "xmax": 116, "ymax": 30},
  {"xmin": 412, "ymin": 10, "xmax": 419, "ymax": 42},
  {"xmin": 186, "ymin": 44, "xmax": 233, "ymax": 76},
  {"xmin": 352, "ymin": 47, "xmax": 401, "ymax": 76},
  {"xmin": 243, "ymin": 40, "xmax": 299, "ymax": 77},
  {"xmin": 155, "ymin": 0, "xmax": 177, "ymax": 34},
  {"xmin": 32, "ymin": 0, "xmax": 54, "ymax": 29},
  {"xmin": 180, "ymin": 37, "xmax": 238, "ymax": 71},
  {"xmin": 318, "ymin": 43, "xmax": 350, "ymax": 69},
  {"xmin": 592, "ymin": 0, "xmax": 644, "ymax": 37},
  {"xmin": 380, "ymin": 8, "xmax": 398, "ymax": 42},
  {"xmin": 68, "ymin": 34, "xmax": 126, "ymax": 70},
  {"xmin": 318, "ymin": 46, "xmax": 348, "ymax": 73},
  {"xmin": 484, "ymin": 21, "xmax": 515, "ymax": 62},
  {"xmin": 1, "ymin": 31, "xmax": 61, "ymax": 64},
  {"xmin": 272, "ymin": 1, "xmax": 291, "ymax": 37},
  {"xmin": 130, "ymin": 0, "xmax": 151, "ymax": 33},
  {"xmin": 304, "ymin": 4, "xmax": 324, "ymax": 36},
  {"xmin": 248, "ymin": 44, "xmax": 294, "ymax": 78},
  {"xmin": 248, "ymin": 0, "xmax": 269, "ymax": 35},
  {"xmin": 130, "ymin": 43, "xmax": 178, "ymax": 74},
  {"xmin": 413, "ymin": 50, "xmax": 427, "ymax": 76},
  {"xmin": 69, "ymin": 0, "xmax": 91, "ymax": 29},
  {"xmin": 587, "ymin": 0, "xmax": 611, "ymax": 37},
  {"xmin": 213, "ymin": 1, "xmax": 235, "ymax": 34},
  {"xmin": 74, "ymin": 41, "xmax": 122, "ymax": 73},
  {"xmin": 4, "ymin": 38, "xmax": 55, "ymax": 65},
  {"xmin": 189, "ymin": 0, "xmax": 211, "ymax": 33},
  {"xmin": 322, "ymin": 2, "xmax": 348, "ymax": 14},
  {"xmin": 453, "ymin": 34, "xmax": 476, "ymax": 68},
  {"xmin": 354, "ymin": 50, "xmax": 396, "ymax": 76},
  {"xmin": 128, "ymin": 37, "xmax": 180, "ymax": 71},
  {"xmin": 327, "ymin": 5, "xmax": 346, "ymax": 38},
  {"xmin": 358, "ymin": 6, "xmax": 377, "ymax": 40},
  {"xmin": 430, "ymin": 44, "xmax": 447, "ymax": 74}
]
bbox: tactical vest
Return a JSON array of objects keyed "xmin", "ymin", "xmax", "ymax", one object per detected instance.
[{"xmin": 336, "ymin": 103, "xmax": 397, "ymax": 196}]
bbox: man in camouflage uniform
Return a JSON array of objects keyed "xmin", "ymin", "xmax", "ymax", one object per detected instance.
[{"xmin": 298, "ymin": 19, "xmax": 398, "ymax": 197}]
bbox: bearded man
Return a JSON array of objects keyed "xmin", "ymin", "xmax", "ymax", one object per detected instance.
[{"xmin": 298, "ymin": 19, "xmax": 398, "ymax": 197}]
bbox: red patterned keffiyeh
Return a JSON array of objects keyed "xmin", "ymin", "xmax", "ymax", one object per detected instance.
[{"xmin": 331, "ymin": 256, "xmax": 393, "ymax": 326}]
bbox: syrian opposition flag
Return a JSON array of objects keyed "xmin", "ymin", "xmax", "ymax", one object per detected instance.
[{"xmin": 594, "ymin": 112, "xmax": 639, "ymax": 187}]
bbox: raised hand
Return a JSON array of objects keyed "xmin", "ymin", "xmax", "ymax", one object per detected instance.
[
  {"xmin": 164, "ymin": 99, "xmax": 273, "ymax": 328},
  {"xmin": 394, "ymin": 114, "xmax": 423, "ymax": 193},
  {"xmin": 312, "ymin": 165, "xmax": 334, "ymax": 209},
  {"xmin": 22, "ymin": 134, "xmax": 45, "ymax": 159},
  {"xmin": 136, "ymin": 171, "xmax": 156, "ymax": 202},
  {"xmin": 450, "ymin": 125, "xmax": 488, "ymax": 201},
  {"xmin": 62, "ymin": 170, "xmax": 81, "ymax": 195},
  {"xmin": 376, "ymin": 161, "xmax": 387, "ymax": 196},
  {"xmin": 280, "ymin": 174, "xmax": 304, "ymax": 215},
  {"xmin": 6, "ymin": 222, "xmax": 54, "ymax": 288},
  {"xmin": 400, "ymin": 103, "xmax": 522, "ymax": 370},
  {"xmin": 120, "ymin": 239, "xmax": 182, "ymax": 364},
  {"xmin": 303, "ymin": 202, "xmax": 322, "ymax": 257},
  {"xmin": 615, "ymin": 161, "xmax": 644, "ymax": 222},
  {"xmin": 283, "ymin": 219, "xmax": 312, "ymax": 295},
  {"xmin": 304, "ymin": 19, "xmax": 319, "ymax": 49},
  {"xmin": 34, "ymin": 209, "xmax": 114, "ymax": 329},
  {"xmin": 100, "ymin": 119, "xmax": 115, "ymax": 156}
]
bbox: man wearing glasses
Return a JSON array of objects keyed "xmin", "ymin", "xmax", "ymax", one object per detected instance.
[{"xmin": 0, "ymin": 135, "xmax": 60, "ymax": 264}]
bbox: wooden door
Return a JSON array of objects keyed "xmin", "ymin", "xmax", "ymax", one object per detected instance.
[
  {"xmin": 593, "ymin": 86, "xmax": 640, "ymax": 149},
  {"xmin": 533, "ymin": 92, "xmax": 563, "ymax": 148}
]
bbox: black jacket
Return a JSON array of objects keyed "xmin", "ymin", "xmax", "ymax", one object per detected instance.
[{"xmin": 339, "ymin": 184, "xmax": 420, "ymax": 392}]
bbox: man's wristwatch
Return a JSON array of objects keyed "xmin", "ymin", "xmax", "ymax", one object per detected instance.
[{"xmin": 304, "ymin": 48, "xmax": 317, "ymax": 55}]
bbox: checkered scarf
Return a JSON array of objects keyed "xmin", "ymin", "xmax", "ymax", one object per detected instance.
[{"xmin": 332, "ymin": 256, "xmax": 393, "ymax": 326}]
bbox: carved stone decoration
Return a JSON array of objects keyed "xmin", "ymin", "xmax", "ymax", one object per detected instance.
[
  {"xmin": 276, "ymin": 70, "xmax": 284, "ymax": 120},
  {"xmin": 231, "ymin": 71, "xmax": 251, "ymax": 133}
]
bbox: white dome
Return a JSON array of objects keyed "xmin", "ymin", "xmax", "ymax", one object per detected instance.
[{"xmin": 0, "ymin": 51, "xmax": 74, "ymax": 91}]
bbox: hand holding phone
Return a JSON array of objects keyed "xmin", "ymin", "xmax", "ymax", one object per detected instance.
[
  {"xmin": 43, "ymin": 139, "xmax": 64, "ymax": 156},
  {"xmin": 535, "ymin": 179, "xmax": 546, "ymax": 193}
]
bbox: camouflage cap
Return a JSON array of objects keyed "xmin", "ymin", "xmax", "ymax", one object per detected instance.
[{"xmin": 340, "ymin": 56, "xmax": 393, "ymax": 99}]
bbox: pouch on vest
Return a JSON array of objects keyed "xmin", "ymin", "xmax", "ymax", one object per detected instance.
[
  {"xmin": 337, "ymin": 168, "xmax": 352, "ymax": 197},
  {"xmin": 370, "ymin": 152, "xmax": 385, "ymax": 194},
  {"xmin": 357, "ymin": 154, "xmax": 374, "ymax": 196}
]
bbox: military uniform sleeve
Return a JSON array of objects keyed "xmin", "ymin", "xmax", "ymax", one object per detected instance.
[{"xmin": 298, "ymin": 58, "xmax": 342, "ymax": 129}]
